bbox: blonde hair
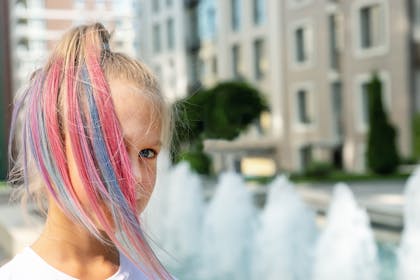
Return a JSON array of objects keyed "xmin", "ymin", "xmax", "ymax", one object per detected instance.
[{"xmin": 8, "ymin": 23, "xmax": 173, "ymax": 279}]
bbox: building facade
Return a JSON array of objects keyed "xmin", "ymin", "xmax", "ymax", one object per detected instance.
[
  {"xmin": 137, "ymin": 0, "xmax": 420, "ymax": 173},
  {"xmin": 138, "ymin": 0, "xmax": 202, "ymax": 101},
  {"xmin": 279, "ymin": 0, "xmax": 413, "ymax": 172},
  {"xmin": 9, "ymin": 0, "xmax": 138, "ymax": 93}
]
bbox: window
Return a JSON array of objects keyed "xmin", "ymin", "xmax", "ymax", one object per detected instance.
[
  {"xmin": 211, "ymin": 56, "xmax": 218, "ymax": 76},
  {"xmin": 231, "ymin": 0, "xmax": 241, "ymax": 31},
  {"xmin": 199, "ymin": 2, "xmax": 217, "ymax": 40},
  {"xmin": 167, "ymin": 18, "xmax": 175, "ymax": 50},
  {"xmin": 167, "ymin": 0, "xmax": 172, "ymax": 7},
  {"xmin": 199, "ymin": 58, "xmax": 205, "ymax": 80},
  {"xmin": 232, "ymin": 44, "xmax": 241, "ymax": 79},
  {"xmin": 208, "ymin": 7, "xmax": 216, "ymax": 38},
  {"xmin": 253, "ymin": 39, "xmax": 266, "ymax": 80},
  {"xmin": 297, "ymin": 89, "xmax": 311, "ymax": 124},
  {"xmin": 300, "ymin": 145, "xmax": 312, "ymax": 171},
  {"xmin": 290, "ymin": 20, "xmax": 314, "ymax": 68},
  {"xmin": 295, "ymin": 27, "xmax": 306, "ymax": 62},
  {"xmin": 359, "ymin": 4, "xmax": 385, "ymax": 49},
  {"xmin": 253, "ymin": 0, "xmax": 265, "ymax": 25},
  {"xmin": 361, "ymin": 82, "xmax": 370, "ymax": 125},
  {"xmin": 153, "ymin": 24, "xmax": 161, "ymax": 53},
  {"xmin": 328, "ymin": 14, "xmax": 339, "ymax": 70},
  {"xmin": 15, "ymin": 0, "xmax": 28, "ymax": 8},
  {"xmin": 152, "ymin": 0, "xmax": 160, "ymax": 13},
  {"xmin": 331, "ymin": 81, "xmax": 343, "ymax": 136},
  {"xmin": 17, "ymin": 38, "xmax": 29, "ymax": 50}
]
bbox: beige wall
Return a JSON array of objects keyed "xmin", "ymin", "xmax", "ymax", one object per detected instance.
[
  {"xmin": 276, "ymin": 0, "xmax": 412, "ymax": 172},
  {"xmin": 340, "ymin": 0, "xmax": 411, "ymax": 171},
  {"xmin": 141, "ymin": 0, "xmax": 415, "ymax": 174}
]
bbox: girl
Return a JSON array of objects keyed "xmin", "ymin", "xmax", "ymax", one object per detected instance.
[{"xmin": 0, "ymin": 23, "xmax": 173, "ymax": 279}]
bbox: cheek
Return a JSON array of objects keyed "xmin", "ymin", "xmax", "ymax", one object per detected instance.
[
  {"xmin": 131, "ymin": 159, "xmax": 157, "ymax": 213},
  {"xmin": 132, "ymin": 159, "xmax": 157, "ymax": 186}
]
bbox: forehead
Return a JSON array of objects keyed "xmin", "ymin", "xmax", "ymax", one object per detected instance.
[{"xmin": 109, "ymin": 79, "xmax": 161, "ymax": 143}]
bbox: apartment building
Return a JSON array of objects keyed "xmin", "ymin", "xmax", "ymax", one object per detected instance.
[
  {"xmin": 139, "ymin": 0, "xmax": 419, "ymax": 174},
  {"xmin": 280, "ymin": 0, "xmax": 413, "ymax": 172},
  {"xmin": 9, "ymin": 0, "xmax": 138, "ymax": 92},
  {"xmin": 138, "ymin": 0, "xmax": 201, "ymax": 101}
]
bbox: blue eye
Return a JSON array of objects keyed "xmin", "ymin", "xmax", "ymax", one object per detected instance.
[{"xmin": 138, "ymin": 149, "xmax": 157, "ymax": 159}]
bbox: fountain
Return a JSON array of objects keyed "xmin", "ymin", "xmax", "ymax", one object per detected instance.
[
  {"xmin": 143, "ymin": 154, "xmax": 411, "ymax": 280},
  {"xmin": 397, "ymin": 167, "xmax": 420, "ymax": 279},
  {"xmin": 200, "ymin": 172, "xmax": 257, "ymax": 280},
  {"xmin": 252, "ymin": 176, "xmax": 318, "ymax": 280},
  {"xmin": 143, "ymin": 158, "xmax": 204, "ymax": 276},
  {"xmin": 313, "ymin": 183, "xmax": 379, "ymax": 280}
]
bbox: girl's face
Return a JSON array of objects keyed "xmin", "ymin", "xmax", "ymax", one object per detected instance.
[
  {"xmin": 110, "ymin": 79, "xmax": 162, "ymax": 214},
  {"xmin": 66, "ymin": 79, "xmax": 162, "ymax": 224}
]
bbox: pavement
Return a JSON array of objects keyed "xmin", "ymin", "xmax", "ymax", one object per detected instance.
[{"xmin": 0, "ymin": 178, "xmax": 408, "ymax": 262}]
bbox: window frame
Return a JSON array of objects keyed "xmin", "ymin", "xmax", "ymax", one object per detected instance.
[
  {"xmin": 289, "ymin": 19, "xmax": 315, "ymax": 70},
  {"xmin": 291, "ymin": 82, "xmax": 317, "ymax": 131},
  {"xmin": 352, "ymin": 0, "xmax": 389, "ymax": 59}
]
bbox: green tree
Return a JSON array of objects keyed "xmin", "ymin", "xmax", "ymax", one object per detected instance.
[
  {"xmin": 366, "ymin": 73, "xmax": 399, "ymax": 174},
  {"xmin": 172, "ymin": 81, "xmax": 267, "ymax": 174},
  {"xmin": 412, "ymin": 113, "xmax": 420, "ymax": 160}
]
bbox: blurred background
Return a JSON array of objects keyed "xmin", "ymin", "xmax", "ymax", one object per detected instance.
[
  {"xmin": 1, "ymin": 0, "xmax": 420, "ymax": 180},
  {"xmin": 2, "ymin": 0, "xmax": 420, "ymax": 279}
]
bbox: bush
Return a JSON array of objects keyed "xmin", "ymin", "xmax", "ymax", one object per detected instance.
[
  {"xmin": 366, "ymin": 73, "xmax": 399, "ymax": 174},
  {"xmin": 179, "ymin": 151, "xmax": 212, "ymax": 175},
  {"xmin": 304, "ymin": 161, "xmax": 334, "ymax": 178},
  {"xmin": 171, "ymin": 81, "xmax": 267, "ymax": 172},
  {"xmin": 399, "ymin": 157, "xmax": 417, "ymax": 165},
  {"xmin": 413, "ymin": 113, "xmax": 420, "ymax": 160}
]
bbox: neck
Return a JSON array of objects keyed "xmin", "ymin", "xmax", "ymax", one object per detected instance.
[{"xmin": 31, "ymin": 199, "xmax": 119, "ymax": 278}]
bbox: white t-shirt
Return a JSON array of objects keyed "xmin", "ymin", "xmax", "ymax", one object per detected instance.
[{"xmin": 0, "ymin": 247, "xmax": 149, "ymax": 279}]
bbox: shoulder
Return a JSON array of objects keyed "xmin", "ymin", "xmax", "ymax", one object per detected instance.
[
  {"xmin": 0, "ymin": 247, "xmax": 75, "ymax": 280},
  {"xmin": 0, "ymin": 249, "xmax": 31, "ymax": 279},
  {"xmin": 0, "ymin": 259, "xmax": 14, "ymax": 279}
]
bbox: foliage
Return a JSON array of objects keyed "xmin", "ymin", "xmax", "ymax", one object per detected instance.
[
  {"xmin": 399, "ymin": 156, "xmax": 417, "ymax": 165},
  {"xmin": 178, "ymin": 151, "xmax": 212, "ymax": 175},
  {"xmin": 366, "ymin": 73, "xmax": 399, "ymax": 174},
  {"xmin": 289, "ymin": 171, "xmax": 409, "ymax": 183},
  {"xmin": 172, "ymin": 81, "xmax": 267, "ymax": 174},
  {"xmin": 412, "ymin": 113, "xmax": 420, "ymax": 160},
  {"xmin": 304, "ymin": 161, "xmax": 335, "ymax": 178}
]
